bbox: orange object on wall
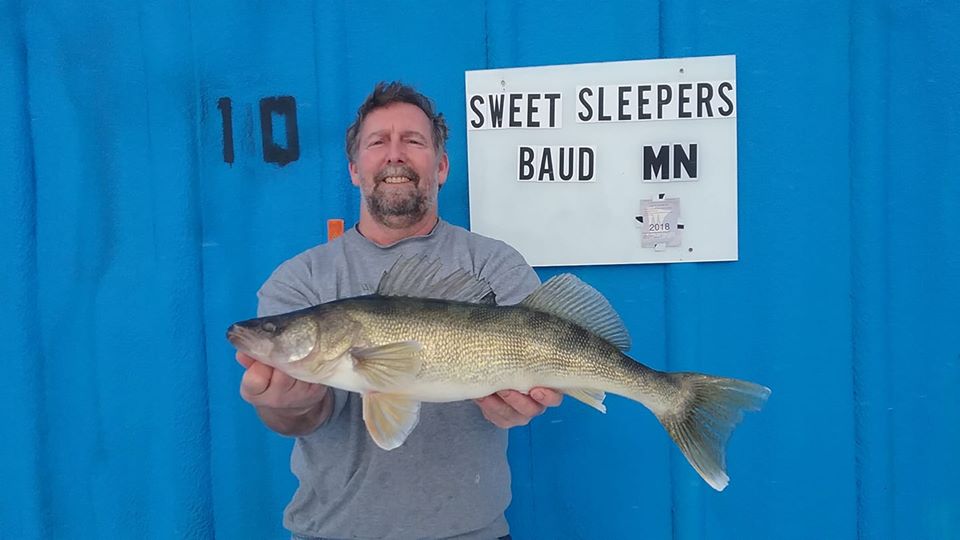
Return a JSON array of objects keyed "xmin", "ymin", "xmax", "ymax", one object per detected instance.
[{"xmin": 327, "ymin": 219, "xmax": 345, "ymax": 242}]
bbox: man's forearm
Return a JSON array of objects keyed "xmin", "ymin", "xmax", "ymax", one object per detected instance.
[{"xmin": 256, "ymin": 392, "xmax": 334, "ymax": 436}]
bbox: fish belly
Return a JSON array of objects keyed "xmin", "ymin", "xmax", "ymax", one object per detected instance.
[
  {"xmin": 399, "ymin": 370, "xmax": 607, "ymax": 403},
  {"xmin": 397, "ymin": 376, "xmax": 550, "ymax": 402}
]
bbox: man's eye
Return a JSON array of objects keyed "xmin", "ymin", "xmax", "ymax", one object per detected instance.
[
  {"xmin": 407, "ymin": 139, "xmax": 424, "ymax": 146},
  {"xmin": 369, "ymin": 140, "xmax": 383, "ymax": 147}
]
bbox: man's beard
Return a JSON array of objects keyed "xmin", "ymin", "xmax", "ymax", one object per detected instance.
[{"xmin": 365, "ymin": 164, "xmax": 432, "ymax": 229}]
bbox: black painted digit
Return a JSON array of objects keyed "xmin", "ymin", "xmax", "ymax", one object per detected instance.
[
  {"xmin": 260, "ymin": 96, "xmax": 300, "ymax": 166},
  {"xmin": 217, "ymin": 97, "xmax": 234, "ymax": 164}
]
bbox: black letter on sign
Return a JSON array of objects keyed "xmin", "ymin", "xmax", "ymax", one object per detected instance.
[
  {"xmin": 697, "ymin": 83, "xmax": 714, "ymax": 117},
  {"xmin": 218, "ymin": 97, "xmax": 234, "ymax": 164},
  {"xmin": 490, "ymin": 94, "xmax": 505, "ymax": 128},
  {"xmin": 637, "ymin": 85, "xmax": 651, "ymax": 120},
  {"xmin": 597, "ymin": 87, "xmax": 612, "ymax": 121},
  {"xmin": 674, "ymin": 143, "xmax": 698, "ymax": 179},
  {"xmin": 508, "ymin": 94, "xmax": 522, "ymax": 127},
  {"xmin": 469, "ymin": 95, "xmax": 484, "ymax": 128},
  {"xmin": 578, "ymin": 87, "xmax": 594, "ymax": 122},
  {"xmin": 527, "ymin": 93, "xmax": 540, "ymax": 128},
  {"xmin": 544, "ymin": 93, "xmax": 561, "ymax": 127},
  {"xmin": 657, "ymin": 85, "xmax": 672, "ymax": 119},
  {"xmin": 717, "ymin": 82, "xmax": 735, "ymax": 116},
  {"xmin": 643, "ymin": 145, "xmax": 670, "ymax": 180},
  {"xmin": 579, "ymin": 147, "xmax": 595, "ymax": 181},
  {"xmin": 260, "ymin": 96, "xmax": 300, "ymax": 166},
  {"xmin": 519, "ymin": 147, "xmax": 535, "ymax": 180},
  {"xmin": 678, "ymin": 83, "xmax": 693, "ymax": 118},
  {"xmin": 539, "ymin": 148, "xmax": 555, "ymax": 181},
  {"xmin": 559, "ymin": 147, "xmax": 574, "ymax": 181},
  {"xmin": 618, "ymin": 85, "xmax": 631, "ymax": 121}
]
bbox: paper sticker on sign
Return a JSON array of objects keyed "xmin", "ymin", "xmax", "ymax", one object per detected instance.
[{"xmin": 638, "ymin": 197, "xmax": 682, "ymax": 250}]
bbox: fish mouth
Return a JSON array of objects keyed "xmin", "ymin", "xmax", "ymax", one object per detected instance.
[{"xmin": 226, "ymin": 324, "xmax": 271, "ymax": 359}]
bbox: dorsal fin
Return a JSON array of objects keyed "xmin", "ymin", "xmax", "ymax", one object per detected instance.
[
  {"xmin": 520, "ymin": 274, "xmax": 631, "ymax": 351},
  {"xmin": 376, "ymin": 256, "xmax": 496, "ymax": 304}
]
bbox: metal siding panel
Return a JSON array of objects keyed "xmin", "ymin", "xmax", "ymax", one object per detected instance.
[
  {"xmin": 886, "ymin": 2, "xmax": 960, "ymax": 538},
  {"xmin": 662, "ymin": 1, "xmax": 857, "ymax": 539},
  {"xmin": 0, "ymin": 2, "xmax": 45, "ymax": 537},
  {"xmin": 137, "ymin": 1, "xmax": 215, "ymax": 537},
  {"xmin": 17, "ymin": 1, "xmax": 215, "ymax": 537},
  {"xmin": 193, "ymin": 2, "xmax": 337, "ymax": 538},
  {"xmin": 27, "ymin": 2, "xmax": 154, "ymax": 535},
  {"xmin": 485, "ymin": 1, "xmax": 669, "ymax": 539}
]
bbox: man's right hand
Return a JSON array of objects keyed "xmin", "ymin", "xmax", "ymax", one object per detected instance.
[{"xmin": 236, "ymin": 352, "xmax": 333, "ymax": 436}]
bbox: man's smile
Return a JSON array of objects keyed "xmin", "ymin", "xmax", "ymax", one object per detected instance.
[{"xmin": 382, "ymin": 176, "xmax": 414, "ymax": 184}]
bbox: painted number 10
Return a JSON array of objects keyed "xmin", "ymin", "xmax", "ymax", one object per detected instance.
[{"xmin": 217, "ymin": 96, "xmax": 300, "ymax": 167}]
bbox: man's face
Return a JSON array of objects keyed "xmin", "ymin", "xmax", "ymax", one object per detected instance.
[{"xmin": 349, "ymin": 102, "xmax": 449, "ymax": 229}]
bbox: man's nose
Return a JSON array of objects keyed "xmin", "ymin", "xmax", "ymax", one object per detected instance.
[{"xmin": 386, "ymin": 138, "xmax": 406, "ymax": 163}]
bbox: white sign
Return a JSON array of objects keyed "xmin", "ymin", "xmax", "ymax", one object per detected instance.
[{"xmin": 465, "ymin": 55, "xmax": 738, "ymax": 267}]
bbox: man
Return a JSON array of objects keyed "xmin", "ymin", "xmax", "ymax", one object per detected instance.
[{"xmin": 236, "ymin": 81, "xmax": 563, "ymax": 540}]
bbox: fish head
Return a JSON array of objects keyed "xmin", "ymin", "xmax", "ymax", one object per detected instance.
[{"xmin": 226, "ymin": 313, "xmax": 321, "ymax": 369}]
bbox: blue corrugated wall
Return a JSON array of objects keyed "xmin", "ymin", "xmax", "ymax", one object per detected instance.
[{"xmin": 2, "ymin": 1, "xmax": 957, "ymax": 538}]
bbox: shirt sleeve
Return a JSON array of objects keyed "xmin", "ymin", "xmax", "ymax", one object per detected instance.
[
  {"xmin": 477, "ymin": 241, "xmax": 541, "ymax": 306},
  {"xmin": 255, "ymin": 254, "xmax": 348, "ymax": 431},
  {"xmin": 256, "ymin": 255, "xmax": 321, "ymax": 316}
]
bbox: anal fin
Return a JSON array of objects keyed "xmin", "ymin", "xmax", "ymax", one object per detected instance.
[
  {"xmin": 362, "ymin": 393, "xmax": 422, "ymax": 450},
  {"xmin": 566, "ymin": 388, "xmax": 607, "ymax": 413}
]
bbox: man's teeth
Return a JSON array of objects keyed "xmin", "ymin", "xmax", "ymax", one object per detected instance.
[{"xmin": 383, "ymin": 176, "xmax": 411, "ymax": 184}]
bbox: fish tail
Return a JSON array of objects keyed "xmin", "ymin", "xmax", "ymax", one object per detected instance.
[{"xmin": 656, "ymin": 373, "xmax": 771, "ymax": 491}]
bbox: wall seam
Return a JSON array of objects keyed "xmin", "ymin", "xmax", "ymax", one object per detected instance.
[
  {"xmin": 184, "ymin": 0, "xmax": 217, "ymax": 535},
  {"xmin": 483, "ymin": 0, "xmax": 490, "ymax": 69},
  {"xmin": 848, "ymin": 5, "xmax": 863, "ymax": 537},
  {"xmin": 15, "ymin": 0, "xmax": 50, "ymax": 535},
  {"xmin": 849, "ymin": 1, "xmax": 893, "ymax": 538}
]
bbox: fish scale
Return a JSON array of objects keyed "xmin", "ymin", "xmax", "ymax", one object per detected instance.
[{"xmin": 343, "ymin": 297, "xmax": 632, "ymax": 390}]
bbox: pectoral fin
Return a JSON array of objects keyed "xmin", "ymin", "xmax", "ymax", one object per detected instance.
[
  {"xmin": 566, "ymin": 388, "xmax": 607, "ymax": 413},
  {"xmin": 350, "ymin": 341, "xmax": 423, "ymax": 388},
  {"xmin": 362, "ymin": 393, "xmax": 422, "ymax": 450}
]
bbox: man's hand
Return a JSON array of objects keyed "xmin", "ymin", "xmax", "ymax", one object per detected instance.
[
  {"xmin": 236, "ymin": 352, "xmax": 332, "ymax": 436},
  {"xmin": 474, "ymin": 388, "xmax": 564, "ymax": 429}
]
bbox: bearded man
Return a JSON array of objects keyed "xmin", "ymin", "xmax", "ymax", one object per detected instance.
[{"xmin": 236, "ymin": 81, "xmax": 563, "ymax": 540}]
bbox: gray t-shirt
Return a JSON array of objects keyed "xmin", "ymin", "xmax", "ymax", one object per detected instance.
[{"xmin": 256, "ymin": 219, "xmax": 540, "ymax": 540}]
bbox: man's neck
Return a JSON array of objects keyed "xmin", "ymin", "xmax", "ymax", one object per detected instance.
[{"xmin": 356, "ymin": 213, "xmax": 440, "ymax": 246}]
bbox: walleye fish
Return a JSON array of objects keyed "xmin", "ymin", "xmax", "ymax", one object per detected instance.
[{"xmin": 227, "ymin": 257, "xmax": 770, "ymax": 491}]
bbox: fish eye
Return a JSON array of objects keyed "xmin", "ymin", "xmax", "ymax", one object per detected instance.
[{"xmin": 263, "ymin": 322, "xmax": 277, "ymax": 333}]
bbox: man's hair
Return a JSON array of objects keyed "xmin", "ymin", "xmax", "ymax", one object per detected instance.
[{"xmin": 345, "ymin": 81, "xmax": 449, "ymax": 162}]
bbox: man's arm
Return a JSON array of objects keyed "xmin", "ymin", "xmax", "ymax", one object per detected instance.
[{"xmin": 237, "ymin": 256, "xmax": 335, "ymax": 436}]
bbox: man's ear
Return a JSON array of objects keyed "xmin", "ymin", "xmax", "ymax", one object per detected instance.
[
  {"xmin": 349, "ymin": 160, "xmax": 361, "ymax": 187},
  {"xmin": 437, "ymin": 152, "xmax": 449, "ymax": 188}
]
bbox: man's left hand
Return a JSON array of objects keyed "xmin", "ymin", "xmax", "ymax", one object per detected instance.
[{"xmin": 474, "ymin": 388, "xmax": 564, "ymax": 429}]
